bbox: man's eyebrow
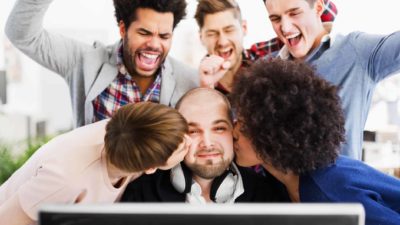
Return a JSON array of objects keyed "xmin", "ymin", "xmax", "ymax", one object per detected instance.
[
  {"xmin": 205, "ymin": 29, "xmax": 219, "ymax": 34},
  {"xmin": 286, "ymin": 7, "xmax": 301, "ymax": 13},
  {"xmin": 188, "ymin": 120, "xmax": 231, "ymax": 127},
  {"xmin": 269, "ymin": 7, "xmax": 301, "ymax": 19},
  {"xmin": 213, "ymin": 119, "xmax": 232, "ymax": 127},
  {"xmin": 136, "ymin": 28, "xmax": 152, "ymax": 34},
  {"xmin": 206, "ymin": 25, "xmax": 235, "ymax": 32},
  {"xmin": 223, "ymin": 25, "xmax": 236, "ymax": 30},
  {"xmin": 188, "ymin": 122, "xmax": 200, "ymax": 127}
]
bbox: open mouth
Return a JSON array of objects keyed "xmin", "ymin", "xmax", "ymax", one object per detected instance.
[
  {"xmin": 285, "ymin": 33, "xmax": 302, "ymax": 47},
  {"xmin": 135, "ymin": 51, "xmax": 161, "ymax": 71},
  {"xmin": 217, "ymin": 49, "xmax": 233, "ymax": 60}
]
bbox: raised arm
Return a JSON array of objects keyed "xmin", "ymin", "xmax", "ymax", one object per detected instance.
[
  {"xmin": 5, "ymin": 0, "xmax": 93, "ymax": 80},
  {"xmin": 353, "ymin": 32, "xmax": 400, "ymax": 83}
]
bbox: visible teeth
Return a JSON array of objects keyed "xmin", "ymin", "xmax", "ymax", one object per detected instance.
[
  {"xmin": 141, "ymin": 53, "xmax": 159, "ymax": 59},
  {"xmin": 285, "ymin": 33, "xmax": 300, "ymax": 39},
  {"xmin": 220, "ymin": 49, "xmax": 231, "ymax": 54}
]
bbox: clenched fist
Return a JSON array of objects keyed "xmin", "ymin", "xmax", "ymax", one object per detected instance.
[{"xmin": 199, "ymin": 55, "xmax": 231, "ymax": 88}]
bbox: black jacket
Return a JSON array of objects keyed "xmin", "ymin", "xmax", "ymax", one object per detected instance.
[{"xmin": 121, "ymin": 164, "xmax": 283, "ymax": 203}]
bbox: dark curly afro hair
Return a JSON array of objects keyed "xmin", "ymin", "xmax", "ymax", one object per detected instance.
[
  {"xmin": 231, "ymin": 59, "xmax": 345, "ymax": 175},
  {"xmin": 113, "ymin": 0, "xmax": 187, "ymax": 29}
]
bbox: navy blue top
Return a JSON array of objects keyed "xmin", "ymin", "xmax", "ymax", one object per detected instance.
[{"xmin": 269, "ymin": 156, "xmax": 400, "ymax": 225}]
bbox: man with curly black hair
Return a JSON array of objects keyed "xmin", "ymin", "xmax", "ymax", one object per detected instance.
[
  {"xmin": 232, "ymin": 59, "xmax": 400, "ymax": 225},
  {"xmin": 5, "ymin": 0, "xmax": 197, "ymax": 127}
]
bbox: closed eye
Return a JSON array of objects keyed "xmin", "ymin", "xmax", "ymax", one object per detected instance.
[
  {"xmin": 189, "ymin": 129, "xmax": 201, "ymax": 135},
  {"xmin": 269, "ymin": 16, "xmax": 281, "ymax": 23},
  {"xmin": 206, "ymin": 31, "xmax": 218, "ymax": 38},
  {"xmin": 214, "ymin": 126, "xmax": 228, "ymax": 133},
  {"xmin": 290, "ymin": 11, "xmax": 302, "ymax": 17},
  {"xmin": 160, "ymin": 33, "xmax": 171, "ymax": 40}
]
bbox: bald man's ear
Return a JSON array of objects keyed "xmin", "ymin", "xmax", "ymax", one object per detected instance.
[{"xmin": 119, "ymin": 21, "xmax": 126, "ymax": 39}]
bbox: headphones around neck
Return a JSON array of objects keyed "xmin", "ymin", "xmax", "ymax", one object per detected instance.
[{"xmin": 170, "ymin": 162, "xmax": 238, "ymax": 202}]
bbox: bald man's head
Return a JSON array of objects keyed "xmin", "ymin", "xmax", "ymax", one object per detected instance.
[
  {"xmin": 176, "ymin": 88, "xmax": 233, "ymax": 124},
  {"xmin": 175, "ymin": 88, "xmax": 234, "ymax": 179}
]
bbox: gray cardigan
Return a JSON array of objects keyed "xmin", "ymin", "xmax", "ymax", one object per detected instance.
[{"xmin": 5, "ymin": 0, "xmax": 198, "ymax": 127}]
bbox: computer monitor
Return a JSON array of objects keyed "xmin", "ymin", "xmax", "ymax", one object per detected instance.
[{"xmin": 39, "ymin": 203, "xmax": 365, "ymax": 225}]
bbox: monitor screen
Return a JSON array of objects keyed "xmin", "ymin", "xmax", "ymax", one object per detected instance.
[{"xmin": 39, "ymin": 203, "xmax": 365, "ymax": 225}]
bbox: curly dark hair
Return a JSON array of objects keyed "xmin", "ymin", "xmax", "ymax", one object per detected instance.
[
  {"xmin": 113, "ymin": 0, "xmax": 187, "ymax": 29},
  {"xmin": 231, "ymin": 59, "xmax": 345, "ymax": 174}
]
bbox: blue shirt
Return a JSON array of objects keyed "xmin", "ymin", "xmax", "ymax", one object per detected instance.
[
  {"xmin": 277, "ymin": 31, "xmax": 400, "ymax": 159},
  {"xmin": 304, "ymin": 156, "xmax": 400, "ymax": 225},
  {"xmin": 270, "ymin": 156, "xmax": 400, "ymax": 225}
]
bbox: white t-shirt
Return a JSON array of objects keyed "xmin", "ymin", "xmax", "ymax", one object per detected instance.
[{"xmin": 0, "ymin": 119, "xmax": 136, "ymax": 220}]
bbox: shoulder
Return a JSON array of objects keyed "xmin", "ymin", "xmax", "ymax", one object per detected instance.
[
  {"xmin": 49, "ymin": 120, "xmax": 107, "ymax": 149},
  {"xmin": 165, "ymin": 56, "xmax": 197, "ymax": 78},
  {"xmin": 303, "ymin": 156, "xmax": 395, "ymax": 200},
  {"xmin": 163, "ymin": 56, "xmax": 199, "ymax": 93},
  {"xmin": 82, "ymin": 41, "xmax": 119, "ymax": 65},
  {"xmin": 310, "ymin": 156, "xmax": 370, "ymax": 183}
]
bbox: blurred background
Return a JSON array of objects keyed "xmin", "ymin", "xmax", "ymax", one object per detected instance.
[{"xmin": 0, "ymin": 0, "xmax": 399, "ymax": 178}]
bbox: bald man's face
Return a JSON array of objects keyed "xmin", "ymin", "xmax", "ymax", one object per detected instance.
[{"xmin": 178, "ymin": 93, "xmax": 234, "ymax": 179}]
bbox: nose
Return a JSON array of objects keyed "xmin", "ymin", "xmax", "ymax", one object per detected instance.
[
  {"xmin": 217, "ymin": 33, "xmax": 229, "ymax": 48},
  {"xmin": 199, "ymin": 131, "xmax": 214, "ymax": 149},
  {"xmin": 146, "ymin": 36, "xmax": 162, "ymax": 50},
  {"xmin": 280, "ymin": 17, "xmax": 292, "ymax": 35}
]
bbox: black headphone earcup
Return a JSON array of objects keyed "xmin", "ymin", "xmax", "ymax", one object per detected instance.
[{"xmin": 181, "ymin": 162, "xmax": 193, "ymax": 193}]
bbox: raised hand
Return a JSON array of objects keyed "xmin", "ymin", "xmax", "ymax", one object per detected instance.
[{"xmin": 199, "ymin": 55, "xmax": 231, "ymax": 88}]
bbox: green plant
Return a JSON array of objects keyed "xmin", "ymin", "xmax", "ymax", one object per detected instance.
[
  {"xmin": 0, "ymin": 146, "xmax": 20, "ymax": 184},
  {"xmin": 0, "ymin": 138, "xmax": 50, "ymax": 185}
]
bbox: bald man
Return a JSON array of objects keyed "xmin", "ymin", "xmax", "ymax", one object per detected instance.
[{"xmin": 121, "ymin": 88, "xmax": 281, "ymax": 203}]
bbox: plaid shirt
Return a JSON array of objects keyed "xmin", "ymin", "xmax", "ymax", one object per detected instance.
[
  {"xmin": 246, "ymin": 0, "xmax": 338, "ymax": 61},
  {"xmin": 92, "ymin": 42, "xmax": 162, "ymax": 122}
]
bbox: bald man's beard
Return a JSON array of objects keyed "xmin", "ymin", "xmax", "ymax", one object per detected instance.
[{"xmin": 186, "ymin": 157, "xmax": 232, "ymax": 179}]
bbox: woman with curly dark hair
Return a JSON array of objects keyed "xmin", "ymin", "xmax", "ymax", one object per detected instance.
[{"xmin": 231, "ymin": 59, "xmax": 400, "ymax": 225}]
